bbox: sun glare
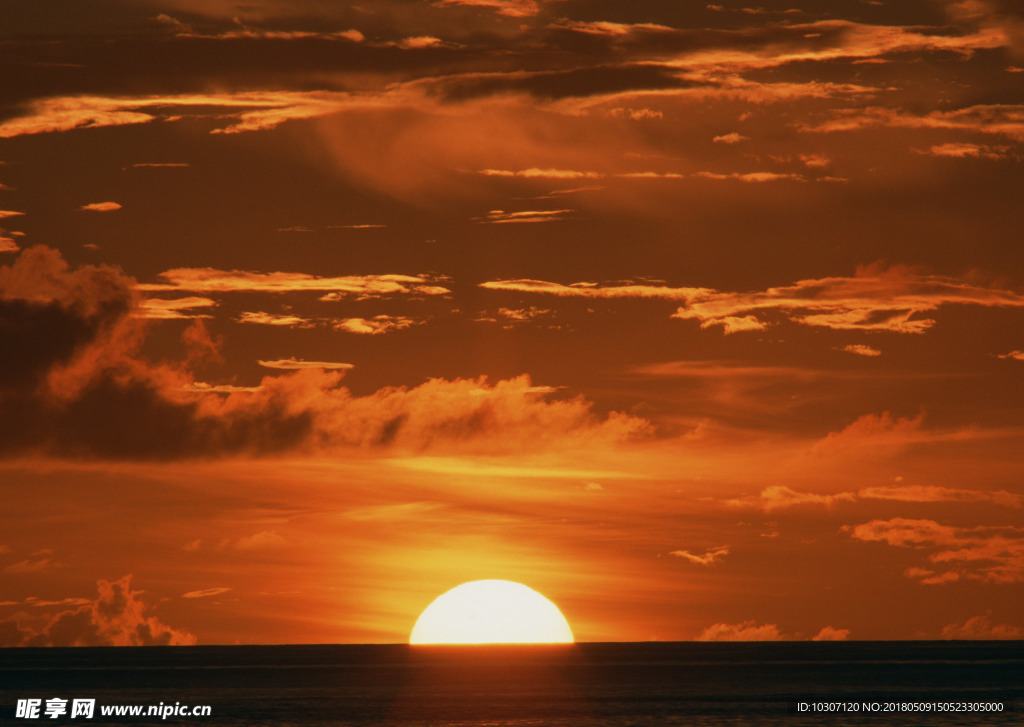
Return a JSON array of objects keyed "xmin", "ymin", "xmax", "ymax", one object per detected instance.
[{"xmin": 409, "ymin": 580, "xmax": 575, "ymax": 645}]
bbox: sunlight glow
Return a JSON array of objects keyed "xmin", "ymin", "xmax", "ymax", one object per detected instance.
[{"xmin": 409, "ymin": 580, "xmax": 575, "ymax": 645}]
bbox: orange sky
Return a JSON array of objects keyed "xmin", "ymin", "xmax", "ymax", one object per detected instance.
[{"xmin": 1, "ymin": 0, "xmax": 1022, "ymax": 645}]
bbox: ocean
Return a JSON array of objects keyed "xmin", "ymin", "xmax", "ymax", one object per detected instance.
[{"xmin": 1, "ymin": 642, "xmax": 1020, "ymax": 726}]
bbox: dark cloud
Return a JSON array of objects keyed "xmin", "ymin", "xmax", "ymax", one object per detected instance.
[
  {"xmin": 0, "ymin": 247, "xmax": 312, "ymax": 459},
  {"xmin": 0, "ymin": 575, "xmax": 195, "ymax": 647},
  {"xmin": 0, "ymin": 248, "xmax": 643, "ymax": 460}
]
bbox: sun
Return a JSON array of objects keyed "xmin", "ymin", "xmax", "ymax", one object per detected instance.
[{"xmin": 409, "ymin": 580, "xmax": 575, "ymax": 645}]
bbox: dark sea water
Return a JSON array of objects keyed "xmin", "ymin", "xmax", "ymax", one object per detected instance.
[{"xmin": 1, "ymin": 642, "xmax": 1021, "ymax": 726}]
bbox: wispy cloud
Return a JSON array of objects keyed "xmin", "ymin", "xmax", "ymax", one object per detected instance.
[
  {"xmin": 179, "ymin": 382, "xmax": 263, "ymax": 394},
  {"xmin": 836, "ymin": 344, "xmax": 882, "ymax": 357},
  {"xmin": 258, "ymin": 359, "xmax": 354, "ymax": 370},
  {"xmin": 727, "ymin": 486, "xmax": 857, "ymax": 511},
  {"xmin": 693, "ymin": 171, "xmax": 804, "ymax": 183},
  {"xmin": 237, "ymin": 311, "xmax": 313, "ymax": 327},
  {"xmin": 333, "ymin": 315, "xmax": 420, "ymax": 335},
  {"xmin": 482, "ymin": 266, "xmax": 1024, "ymax": 334},
  {"xmin": 474, "ymin": 209, "xmax": 575, "ymax": 224},
  {"xmin": 478, "ymin": 168, "xmax": 602, "ymax": 179},
  {"xmin": 138, "ymin": 268, "xmax": 450, "ymax": 297},
  {"xmin": 137, "ymin": 297, "xmax": 217, "ymax": 320},
  {"xmin": 730, "ymin": 483, "xmax": 1021, "ymax": 512},
  {"xmin": 0, "ymin": 91, "xmax": 359, "ymax": 138},
  {"xmin": 435, "ymin": 0, "xmax": 540, "ymax": 18},
  {"xmin": 848, "ymin": 518, "xmax": 1024, "ymax": 584},
  {"xmin": 917, "ymin": 142, "xmax": 1010, "ymax": 159},
  {"xmin": 804, "ymin": 104, "xmax": 1024, "ymax": 142},
  {"xmin": 181, "ymin": 587, "xmax": 232, "ymax": 599},
  {"xmin": 79, "ymin": 201, "xmax": 122, "ymax": 212},
  {"xmin": 670, "ymin": 545, "xmax": 730, "ymax": 565}
]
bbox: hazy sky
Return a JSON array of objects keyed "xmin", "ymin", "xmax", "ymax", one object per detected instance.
[{"xmin": 1, "ymin": 0, "xmax": 1022, "ymax": 645}]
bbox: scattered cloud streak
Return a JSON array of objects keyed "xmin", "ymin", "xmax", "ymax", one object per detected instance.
[
  {"xmin": 139, "ymin": 268, "xmax": 450, "ymax": 297},
  {"xmin": 848, "ymin": 518, "xmax": 1024, "ymax": 584},
  {"xmin": 482, "ymin": 265, "xmax": 1024, "ymax": 334},
  {"xmin": 79, "ymin": 202, "xmax": 122, "ymax": 212},
  {"xmin": 333, "ymin": 316, "xmax": 420, "ymax": 335},
  {"xmin": 670, "ymin": 545, "xmax": 730, "ymax": 565},
  {"xmin": 258, "ymin": 359, "xmax": 354, "ymax": 371}
]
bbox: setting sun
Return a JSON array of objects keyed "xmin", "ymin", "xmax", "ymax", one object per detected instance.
[{"xmin": 409, "ymin": 580, "xmax": 575, "ymax": 645}]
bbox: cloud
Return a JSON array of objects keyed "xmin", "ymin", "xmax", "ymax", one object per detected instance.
[
  {"xmin": 333, "ymin": 315, "xmax": 420, "ymax": 335},
  {"xmin": 904, "ymin": 568, "xmax": 961, "ymax": 585},
  {"xmin": 810, "ymin": 412, "xmax": 973, "ymax": 458},
  {"xmin": 696, "ymin": 620, "xmax": 784, "ymax": 641},
  {"xmin": 812, "ymin": 626, "xmax": 850, "ymax": 641},
  {"xmin": 474, "ymin": 209, "xmax": 575, "ymax": 224},
  {"xmin": 232, "ymin": 531, "xmax": 287, "ymax": 550},
  {"xmin": 799, "ymin": 154, "xmax": 831, "ymax": 168},
  {"xmin": 0, "ymin": 575, "xmax": 195, "ymax": 646},
  {"xmin": 858, "ymin": 485, "xmax": 1022, "ymax": 508},
  {"xmin": 556, "ymin": 20, "xmax": 675, "ymax": 36},
  {"xmin": 139, "ymin": 267, "xmax": 450, "ymax": 297},
  {"xmin": 836, "ymin": 344, "xmax": 882, "ymax": 357},
  {"xmin": 483, "ymin": 265, "xmax": 1024, "ymax": 334},
  {"xmin": 238, "ymin": 311, "xmax": 313, "ymax": 327},
  {"xmin": 804, "ymin": 104, "xmax": 1024, "ymax": 142},
  {"xmin": 182, "ymin": 587, "xmax": 232, "ymax": 599},
  {"xmin": 179, "ymin": 382, "xmax": 263, "ymax": 394},
  {"xmin": 477, "ymin": 307, "xmax": 556, "ymax": 327},
  {"xmin": 435, "ymin": 0, "xmax": 540, "ymax": 18},
  {"xmin": 848, "ymin": 518, "xmax": 1024, "ymax": 583},
  {"xmin": 918, "ymin": 142, "xmax": 1010, "ymax": 159},
  {"xmin": 479, "ymin": 278, "xmax": 711, "ymax": 300},
  {"xmin": 0, "ymin": 234, "xmax": 19, "ymax": 254},
  {"xmin": 997, "ymin": 350, "xmax": 1024, "ymax": 361},
  {"xmin": 728, "ymin": 481, "xmax": 1021, "ymax": 513},
  {"xmin": 727, "ymin": 486, "xmax": 857, "ymax": 511},
  {"xmin": 79, "ymin": 202, "xmax": 122, "ymax": 212},
  {"xmin": 137, "ymin": 297, "xmax": 217, "ymax": 320},
  {"xmin": 712, "ymin": 132, "xmax": 747, "ymax": 144},
  {"xmin": 258, "ymin": 359, "xmax": 354, "ymax": 370},
  {"xmin": 478, "ymin": 168, "xmax": 603, "ymax": 179},
  {"xmin": 0, "ymin": 91, "xmax": 359, "ymax": 139},
  {"xmin": 940, "ymin": 614, "xmax": 1023, "ymax": 640},
  {"xmin": 670, "ymin": 545, "xmax": 730, "ymax": 565},
  {"xmin": 669, "ymin": 20, "xmax": 1008, "ymax": 73},
  {"xmin": 1, "ymin": 248, "xmax": 648, "ymax": 459},
  {"xmin": 608, "ymin": 107, "xmax": 663, "ymax": 120},
  {"xmin": 693, "ymin": 171, "xmax": 805, "ymax": 182},
  {"xmin": 674, "ymin": 265, "xmax": 1024, "ymax": 334},
  {"xmin": 155, "ymin": 15, "xmax": 366, "ymax": 44},
  {"xmin": 0, "ymin": 210, "xmax": 25, "ymax": 219},
  {"xmin": 4, "ymin": 557, "xmax": 62, "ymax": 573},
  {"xmin": 398, "ymin": 36, "xmax": 444, "ymax": 49}
]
